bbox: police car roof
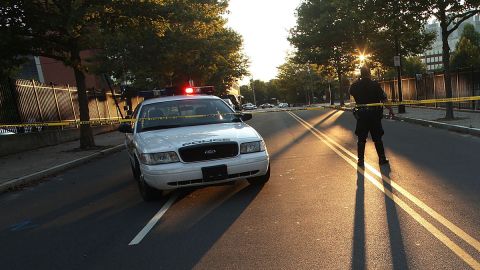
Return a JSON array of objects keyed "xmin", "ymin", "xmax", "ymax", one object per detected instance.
[{"xmin": 141, "ymin": 95, "xmax": 221, "ymax": 106}]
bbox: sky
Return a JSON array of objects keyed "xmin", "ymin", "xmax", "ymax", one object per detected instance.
[{"xmin": 226, "ymin": 0, "xmax": 303, "ymax": 85}]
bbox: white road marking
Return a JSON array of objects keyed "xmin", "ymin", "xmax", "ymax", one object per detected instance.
[
  {"xmin": 129, "ymin": 193, "xmax": 179, "ymax": 246},
  {"xmin": 288, "ymin": 111, "xmax": 480, "ymax": 269}
]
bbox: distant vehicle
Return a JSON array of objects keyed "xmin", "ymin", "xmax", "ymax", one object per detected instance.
[
  {"xmin": 119, "ymin": 95, "xmax": 270, "ymax": 201},
  {"xmin": 221, "ymin": 94, "xmax": 243, "ymax": 111},
  {"xmin": 260, "ymin": 103, "xmax": 275, "ymax": 109},
  {"xmin": 278, "ymin": 103, "xmax": 289, "ymax": 108},
  {"xmin": 242, "ymin": 103, "xmax": 257, "ymax": 110}
]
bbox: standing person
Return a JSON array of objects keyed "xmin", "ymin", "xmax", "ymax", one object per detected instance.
[{"xmin": 349, "ymin": 66, "xmax": 394, "ymax": 167}]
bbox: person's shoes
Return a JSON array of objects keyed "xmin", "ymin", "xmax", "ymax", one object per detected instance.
[
  {"xmin": 357, "ymin": 159, "xmax": 365, "ymax": 167},
  {"xmin": 357, "ymin": 142, "xmax": 366, "ymax": 167},
  {"xmin": 379, "ymin": 157, "xmax": 389, "ymax": 165}
]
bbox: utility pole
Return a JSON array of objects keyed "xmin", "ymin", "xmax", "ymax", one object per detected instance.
[
  {"xmin": 394, "ymin": 1, "xmax": 405, "ymax": 114},
  {"xmin": 250, "ymin": 79, "xmax": 257, "ymax": 106}
]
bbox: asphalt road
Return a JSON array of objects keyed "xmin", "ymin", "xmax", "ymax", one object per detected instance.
[{"xmin": 1, "ymin": 109, "xmax": 479, "ymax": 270}]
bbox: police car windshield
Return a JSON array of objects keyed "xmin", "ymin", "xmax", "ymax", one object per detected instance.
[{"xmin": 137, "ymin": 99, "xmax": 236, "ymax": 132}]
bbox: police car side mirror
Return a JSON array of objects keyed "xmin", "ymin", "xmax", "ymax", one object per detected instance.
[
  {"xmin": 241, "ymin": 113, "xmax": 252, "ymax": 121},
  {"xmin": 118, "ymin": 123, "xmax": 133, "ymax": 133}
]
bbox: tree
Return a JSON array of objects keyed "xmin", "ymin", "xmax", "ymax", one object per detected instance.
[
  {"xmin": 403, "ymin": 56, "xmax": 427, "ymax": 77},
  {"xmin": 415, "ymin": 1, "xmax": 480, "ymax": 119},
  {"xmin": 290, "ymin": 0, "xmax": 356, "ymax": 105},
  {"xmin": 97, "ymin": 0, "xmax": 248, "ymax": 95},
  {"xmin": 451, "ymin": 23, "xmax": 480, "ymax": 69},
  {"xmin": 0, "ymin": 0, "xmax": 164, "ymax": 148},
  {"xmin": 276, "ymin": 57, "xmax": 328, "ymax": 104}
]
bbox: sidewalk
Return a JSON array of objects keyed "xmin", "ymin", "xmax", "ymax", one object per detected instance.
[
  {"xmin": 395, "ymin": 107, "xmax": 480, "ymax": 129},
  {"xmin": 0, "ymin": 131, "xmax": 126, "ymax": 192}
]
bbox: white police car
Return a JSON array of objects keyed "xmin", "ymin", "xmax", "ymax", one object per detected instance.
[{"xmin": 119, "ymin": 95, "xmax": 270, "ymax": 201}]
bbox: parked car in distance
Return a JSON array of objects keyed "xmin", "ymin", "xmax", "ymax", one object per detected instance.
[
  {"xmin": 260, "ymin": 103, "xmax": 275, "ymax": 109},
  {"xmin": 242, "ymin": 103, "xmax": 257, "ymax": 110},
  {"xmin": 278, "ymin": 103, "xmax": 289, "ymax": 108}
]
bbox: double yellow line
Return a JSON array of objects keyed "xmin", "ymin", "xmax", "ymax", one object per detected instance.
[{"xmin": 287, "ymin": 111, "xmax": 480, "ymax": 269}]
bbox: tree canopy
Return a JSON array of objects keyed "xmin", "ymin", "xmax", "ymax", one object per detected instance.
[
  {"xmin": 0, "ymin": 0, "xmax": 248, "ymax": 147},
  {"xmin": 451, "ymin": 24, "xmax": 480, "ymax": 70}
]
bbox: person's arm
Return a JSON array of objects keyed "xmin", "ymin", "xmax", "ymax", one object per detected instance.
[{"xmin": 377, "ymin": 84, "xmax": 394, "ymax": 117}]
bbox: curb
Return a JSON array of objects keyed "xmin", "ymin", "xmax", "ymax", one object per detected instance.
[
  {"xmin": 0, "ymin": 144, "xmax": 125, "ymax": 193},
  {"xmin": 335, "ymin": 106, "xmax": 480, "ymax": 137},
  {"xmin": 392, "ymin": 116, "xmax": 480, "ymax": 137}
]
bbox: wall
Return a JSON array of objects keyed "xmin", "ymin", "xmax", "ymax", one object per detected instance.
[{"xmin": 0, "ymin": 125, "xmax": 119, "ymax": 157}]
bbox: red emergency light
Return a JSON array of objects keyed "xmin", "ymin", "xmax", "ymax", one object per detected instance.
[{"xmin": 185, "ymin": 87, "xmax": 194, "ymax": 94}]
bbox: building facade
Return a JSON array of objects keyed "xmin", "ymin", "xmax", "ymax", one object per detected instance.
[
  {"xmin": 422, "ymin": 14, "xmax": 480, "ymax": 71},
  {"xmin": 14, "ymin": 51, "xmax": 104, "ymax": 89}
]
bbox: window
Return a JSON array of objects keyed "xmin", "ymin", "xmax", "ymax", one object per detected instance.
[{"xmin": 137, "ymin": 99, "xmax": 236, "ymax": 132}]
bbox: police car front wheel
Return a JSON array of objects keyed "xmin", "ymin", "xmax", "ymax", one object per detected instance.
[
  {"xmin": 138, "ymin": 174, "xmax": 163, "ymax": 202},
  {"xmin": 247, "ymin": 165, "xmax": 270, "ymax": 185}
]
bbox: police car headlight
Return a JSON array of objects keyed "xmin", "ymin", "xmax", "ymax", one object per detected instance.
[
  {"xmin": 139, "ymin": 152, "xmax": 180, "ymax": 165},
  {"xmin": 240, "ymin": 141, "xmax": 265, "ymax": 154}
]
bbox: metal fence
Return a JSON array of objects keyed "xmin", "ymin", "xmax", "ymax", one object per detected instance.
[
  {"xmin": 0, "ymin": 79, "xmax": 144, "ymax": 133},
  {"xmin": 378, "ymin": 69, "xmax": 480, "ymax": 110}
]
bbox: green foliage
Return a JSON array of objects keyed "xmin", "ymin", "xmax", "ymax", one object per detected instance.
[
  {"xmin": 451, "ymin": 24, "xmax": 480, "ymax": 69},
  {"xmin": 359, "ymin": 0, "xmax": 435, "ymax": 68},
  {"xmin": 412, "ymin": 0, "xmax": 480, "ymax": 118},
  {"xmin": 290, "ymin": 0, "xmax": 356, "ymax": 76},
  {"xmin": 289, "ymin": 0, "xmax": 357, "ymax": 104},
  {"xmin": 402, "ymin": 56, "xmax": 427, "ymax": 77},
  {"xmin": 275, "ymin": 57, "xmax": 330, "ymax": 104},
  {"xmin": 97, "ymin": 0, "xmax": 248, "ymax": 94}
]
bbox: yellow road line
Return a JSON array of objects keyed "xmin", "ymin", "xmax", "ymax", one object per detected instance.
[
  {"xmin": 290, "ymin": 110, "xmax": 480, "ymax": 253},
  {"xmin": 288, "ymin": 111, "xmax": 480, "ymax": 269}
]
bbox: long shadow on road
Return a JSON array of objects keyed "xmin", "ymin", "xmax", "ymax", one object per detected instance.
[
  {"xmin": 351, "ymin": 169, "xmax": 365, "ymax": 270},
  {"xmin": 381, "ymin": 165, "xmax": 409, "ymax": 270},
  {"xmin": 143, "ymin": 183, "xmax": 264, "ymax": 269}
]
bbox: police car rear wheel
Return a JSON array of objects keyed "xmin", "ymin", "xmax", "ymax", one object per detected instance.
[
  {"xmin": 247, "ymin": 165, "xmax": 270, "ymax": 185},
  {"xmin": 138, "ymin": 174, "xmax": 162, "ymax": 202}
]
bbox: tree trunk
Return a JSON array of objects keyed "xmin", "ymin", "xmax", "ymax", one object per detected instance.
[
  {"xmin": 337, "ymin": 71, "xmax": 344, "ymax": 106},
  {"xmin": 440, "ymin": 11, "xmax": 454, "ymax": 119},
  {"xmin": 72, "ymin": 51, "xmax": 95, "ymax": 148}
]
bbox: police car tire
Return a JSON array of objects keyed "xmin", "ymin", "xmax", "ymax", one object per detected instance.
[
  {"xmin": 131, "ymin": 159, "xmax": 141, "ymax": 181},
  {"xmin": 247, "ymin": 165, "xmax": 270, "ymax": 185},
  {"xmin": 138, "ymin": 174, "xmax": 162, "ymax": 202}
]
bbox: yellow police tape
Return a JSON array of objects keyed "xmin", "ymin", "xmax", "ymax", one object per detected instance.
[{"xmin": 1, "ymin": 95, "xmax": 479, "ymax": 129}]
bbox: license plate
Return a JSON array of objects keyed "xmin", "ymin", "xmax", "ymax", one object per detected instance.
[{"xmin": 202, "ymin": 165, "xmax": 228, "ymax": 182}]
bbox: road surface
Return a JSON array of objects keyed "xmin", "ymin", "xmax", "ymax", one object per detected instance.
[{"xmin": 1, "ymin": 108, "xmax": 479, "ymax": 269}]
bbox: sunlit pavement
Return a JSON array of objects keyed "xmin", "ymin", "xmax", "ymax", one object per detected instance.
[{"xmin": 1, "ymin": 109, "xmax": 479, "ymax": 269}]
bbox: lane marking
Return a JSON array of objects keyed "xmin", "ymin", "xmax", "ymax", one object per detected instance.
[
  {"xmin": 288, "ymin": 112, "xmax": 480, "ymax": 269},
  {"xmin": 290, "ymin": 111, "xmax": 480, "ymax": 253},
  {"xmin": 129, "ymin": 193, "xmax": 179, "ymax": 246}
]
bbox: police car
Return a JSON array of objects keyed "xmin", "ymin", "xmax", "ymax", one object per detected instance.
[{"xmin": 119, "ymin": 87, "xmax": 270, "ymax": 201}]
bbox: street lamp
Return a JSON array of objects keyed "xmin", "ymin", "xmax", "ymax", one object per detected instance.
[{"xmin": 250, "ymin": 78, "xmax": 257, "ymax": 106}]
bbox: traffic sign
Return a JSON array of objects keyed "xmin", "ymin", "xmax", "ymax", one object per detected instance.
[{"xmin": 394, "ymin": 56, "xmax": 401, "ymax": 67}]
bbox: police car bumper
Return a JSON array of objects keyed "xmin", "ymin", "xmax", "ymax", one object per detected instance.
[{"xmin": 141, "ymin": 151, "xmax": 269, "ymax": 190}]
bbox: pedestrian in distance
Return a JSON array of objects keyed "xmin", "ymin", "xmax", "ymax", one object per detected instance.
[{"xmin": 349, "ymin": 66, "xmax": 394, "ymax": 167}]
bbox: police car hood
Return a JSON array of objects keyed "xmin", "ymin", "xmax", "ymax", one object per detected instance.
[{"xmin": 137, "ymin": 123, "xmax": 261, "ymax": 153}]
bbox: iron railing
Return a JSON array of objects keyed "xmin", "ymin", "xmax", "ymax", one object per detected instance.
[
  {"xmin": 378, "ymin": 69, "xmax": 480, "ymax": 111},
  {"xmin": 0, "ymin": 79, "xmax": 144, "ymax": 133}
]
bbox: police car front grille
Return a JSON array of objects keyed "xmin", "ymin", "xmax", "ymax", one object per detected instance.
[
  {"xmin": 179, "ymin": 142, "xmax": 239, "ymax": 162},
  {"xmin": 167, "ymin": 170, "xmax": 260, "ymax": 186}
]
